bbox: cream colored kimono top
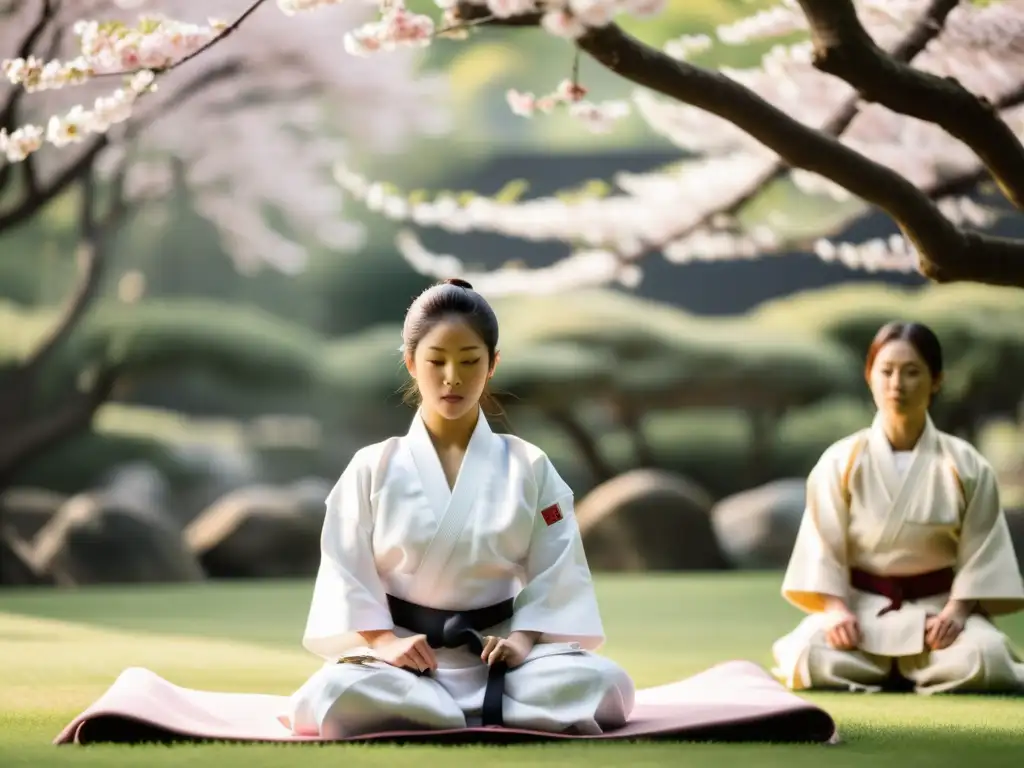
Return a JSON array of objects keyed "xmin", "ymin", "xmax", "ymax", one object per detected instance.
[{"xmin": 781, "ymin": 413, "xmax": 1024, "ymax": 657}]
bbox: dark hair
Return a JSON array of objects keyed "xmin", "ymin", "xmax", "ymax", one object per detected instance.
[
  {"xmin": 864, "ymin": 321, "xmax": 944, "ymax": 380},
  {"xmin": 401, "ymin": 278, "xmax": 506, "ymax": 421}
]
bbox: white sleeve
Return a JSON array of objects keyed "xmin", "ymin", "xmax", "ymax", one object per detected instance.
[
  {"xmin": 510, "ymin": 457, "xmax": 605, "ymax": 650},
  {"xmin": 950, "ymin": 457, "xmax": 1024, "ymax": 615},
  {"xmin": 300, "ymin": 452, "xmax": 393, "ymax": 660},
  {"xmin": 780, "ymin": 451, "xmax": 852, "ymax": 614}
]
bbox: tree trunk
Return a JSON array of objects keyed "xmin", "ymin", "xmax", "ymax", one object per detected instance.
[
  {"xmin": 544, "ymin": 408, "xmax": 616, "ymax": 485},
  {"xmin": 746, "ymin": 408, "xmax": 779, "ymax": 489},
  {"xmin": 0, "ymin": 170, "xmax": 126, "ymax": 584},
  {"xmin": 939, "ymin": 399, "xmax": 981, "ymax": 446},
  {"xmin": 0, "ymin": 167, "xmax": 120, "ymax": 477},
  {"xmin": 611, "ymin": 398, "xmax": 656, "ymax": 469},
  {"xmin": 0, "ymin": 368, "xmax": 121, "ymax": 491}
]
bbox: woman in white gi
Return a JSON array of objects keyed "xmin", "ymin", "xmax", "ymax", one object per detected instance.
[
  {"xmin": 286, "ymin": 278, "xmax": 635, "ymax": 738},
  {"xmin": 773, "ymin": 321, "xmax": 1024, "ymax": 695}
]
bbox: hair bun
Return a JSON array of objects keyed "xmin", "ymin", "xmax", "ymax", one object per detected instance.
[{"xmin": 443, "ymin": 278, "xmax": 474, "ymax": 290}]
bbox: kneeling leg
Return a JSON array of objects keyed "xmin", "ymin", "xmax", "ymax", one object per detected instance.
[
  {"xmin": 502, "ymin": 645, "xmax": 636, "ymax": 735},
  {"xmin": 289, "ymin": 660, "xmax": 466, "ymax": 738},
  {"xmin": 799, "ymin": 630, "xmax": 895, "ymax": 692},
  {"xmin": 899, "ymin": 618, "xmax": 1024, "ymax": 695}
]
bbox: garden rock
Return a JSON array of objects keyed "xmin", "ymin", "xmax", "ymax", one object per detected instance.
[{"xmin": 576, "ymin": 468, "xmax": 727, "ymax": 571}]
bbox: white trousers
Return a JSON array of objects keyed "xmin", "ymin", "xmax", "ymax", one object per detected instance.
[
  {"xmin": 773, "ymin": 614, "xmax": 1024, "ymax": 695},
  {"xmin": 288, "ymin": 641, "xmax": 636, "ymax": 738}
]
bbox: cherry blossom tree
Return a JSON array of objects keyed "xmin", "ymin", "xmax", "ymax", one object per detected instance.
[
  {"xmin": 7, "ymin": 0, "xmax": 1024, "ymax": 301},
  {"xmin": 327, "ymin": 0, "xmax": 1024, "ymax": 295},
  {"xmin": 0, "ymin": 0, "xmax": 448, "ymax": 493},
  {"xmin": 11, "ymin": 1, "xmax": 1024, "ymax": 300}
]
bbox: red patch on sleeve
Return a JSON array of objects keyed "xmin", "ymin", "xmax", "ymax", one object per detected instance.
[{"xmin": 541, "ymin": 503, "xmax": 563, "ymax": 526}]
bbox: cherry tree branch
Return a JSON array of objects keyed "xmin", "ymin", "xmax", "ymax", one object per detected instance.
[
  {"xmin": 6, "ymin": 48, "xmax": 266, "ymax": 389},
  {"xmin": 451, "ymin": 2, "xmax": 1024, "ymax": 287},
  {"xmin": 0, "ymin": 361, "xmax": 122, "ymax": 487},
  {"xmin": 900, "ymin": 82, "xmax": 1024, "ymax": 203},
  {"xmin": 572, "ymin": 30, "xmax": 945, "ymax": 262},
  {"xmin": 0, "ymin": 0, "xmax": 55, "ymax": 129},
  {"xmin": 89, "ymin": 0, "xmax": 270, "ymax": 79},
  {"xmin": 0, "ymin": 0, "xmax": 266, "ymax": 235},
  {"xmin": 608, "ymin": 0, "xmax": 961, "ymax": 272},
  {"xmin": 574, "ymin": 23, "xmax": 1024, "ymax": 285},
  {"xmin": 0, "ymin": 137, "xmax": 107, "ymax": 231},
  {"xmin": 15, "ymin": 151, "xmax": 124, "ymax": 382},
  {"xmin": 0, "ymin": 156, "xmax": 123, "ymax": 429},
  {"xmin": 0, "ymin": 0, "xmax": 58, "ymax": 195},
  {"xmin": 796, "ymin": 0, "xmax": 1024, "ymax": 211},
  {"xmin": 0, "ymin": 2, "xmax": 104, "ymax": 231},
  {"xmin": 665, "ymin": 82, "xmax": 1024, "ymax": 274}
]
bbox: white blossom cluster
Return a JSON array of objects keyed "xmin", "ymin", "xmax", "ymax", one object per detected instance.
[
  {"xmin": 329, "ymin": 0, "xmax": 1024, "ymax": 293},
  {"xmin": 4, "ymin": 0, "xmax": 1024, "ymax": 286},
  {"xmin": 1, "ymin": 0, "xmax": 450, "ymax": 274},
  {"xmin": 0, "ymin": 68, "xmax": 155, "ymax": 161},
  {"xmin": 2, "ymin": 13, "xmax": 225, "ymax": 162},
  {"xmin": 506, "ymin": 79, "xmax": 630, "ymax": 135},
  {"xmin": 0, "ymin": 0, "xmax": 680, "ymax": 164}
]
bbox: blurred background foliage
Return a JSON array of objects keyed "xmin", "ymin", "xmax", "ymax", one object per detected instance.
[{"xmin": 1, "ymin": 0, "xmax": 1021, "ymax": 586}]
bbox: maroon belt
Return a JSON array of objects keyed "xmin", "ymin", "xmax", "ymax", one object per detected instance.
[{"xmin": 850, "ymin": 567, "xmax": 955, "ymax": 616}]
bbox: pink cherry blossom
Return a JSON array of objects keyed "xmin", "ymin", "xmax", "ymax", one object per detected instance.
[
  {"xmin": 505, "ymin": 77, "xmax": 626, "ymax": 132},
  {"xmin": 1, "ymin": 0, "xmax": 448, "ymax": 274},
  {"xmin": 506, "ymin": 89, "xmax": 537, "ymax": 117},
  {"xmin": 326, "ymin": 0, "xmax": 1024, "ymax": 294}
]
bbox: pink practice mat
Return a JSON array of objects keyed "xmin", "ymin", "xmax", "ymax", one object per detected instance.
[{"xmin": 54, "ymin": 660, "xmax": 839, "ymax": 746}]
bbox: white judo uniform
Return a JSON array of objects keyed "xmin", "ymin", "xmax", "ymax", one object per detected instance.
[
  {"xmin": 287, "ymin": 409, "xmax": 635, "ymax": 737},
  {"xmin": 773, "ymin": 413, "xmax": 1024, "ymax": 695}
]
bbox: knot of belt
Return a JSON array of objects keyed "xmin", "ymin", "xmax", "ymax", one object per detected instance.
[
  {"xmin": 850, "ymin": 567, "xmax": 956, "ymax": 617},
  {"xmin": 384, "ymin": 593, "xmax": 514, "ymax": 728},
  {"xmin": 435, "ymin": 613, "xmax": 488, "ymax": 655}
]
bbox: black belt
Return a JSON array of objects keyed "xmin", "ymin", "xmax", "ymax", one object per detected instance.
[{"xmin": 386, "ymin": 593, "xmax": 514, "ymax": 727}]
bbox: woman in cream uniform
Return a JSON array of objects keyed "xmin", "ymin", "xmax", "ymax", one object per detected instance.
[{"xmin": 773, "ymin": 321, "xmax": 1024, "ymax": 694}]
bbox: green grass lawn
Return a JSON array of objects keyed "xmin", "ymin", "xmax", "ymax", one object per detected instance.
[{"xmin": 1, "ymin": 573, "xmax": 1022, "ymax": 767}]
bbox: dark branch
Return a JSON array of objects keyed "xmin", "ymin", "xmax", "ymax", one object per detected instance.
[
  {"xmin": 0, "ymin": 159, "xmax": 123, "ymax": 428},
  {"xmin": 571, "ymin": 26, "xmax": 948, "ymax": 258},
  {"xmin": 910, "ymin": 83, "xmax": 1024, "ymax": 199},
  {"xmin": 780, "ymin": 82, "xmax": 1024, "ymax": 257},
  {"xmin": 89, "ymin": 0, "xmax": 270, "ymax": 80},
  {"xmin": 452, "ymin": 2, "xmax": 1024, "ymax": 287},
  {"xmin": 577, "ymin": 22, "xmax": 1024, "ymax": 285},
  {"xmin": 797, "ymin": 0, "xmax": 1024, "ymax": 211},
  {"xmin": 0, "ymin": 362, "xmax": 121, "ymax": 482},
  {"xmin": 0, "ymin": 136, "xmax": 107, "ymax": 231},
  {"xmin": 0, "ymin": 0, "xmax": 58, "ymax": 194},
  {"xmin": 819, "ymin": 0, "xmax": 961, "ymax": 136},
  {"xmin": 0, "ymin": 0, "xmax": 56, "ymax": 128},
  {"xmin": 641, "ymin": 0, "xmax": 958, "ymax": 269},
  {"xmin": 0, "ymin": 0, "xmax": 265, "ymax": 234},
  {"xmin": 6, "ymin": 45, "xmax": 256, "ymax": 390},
  {"xmin": 16, "ymin": 159, "xmax": 122, "ymax": 381},
  {"xmin": 695, "ymin": 81, "xmax": 1024, "ymax": 269}
]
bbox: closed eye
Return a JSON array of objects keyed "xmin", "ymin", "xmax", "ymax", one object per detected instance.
[{"xmin": 462, "ymin": 358, "xmax": 481, "ymax": 365}]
